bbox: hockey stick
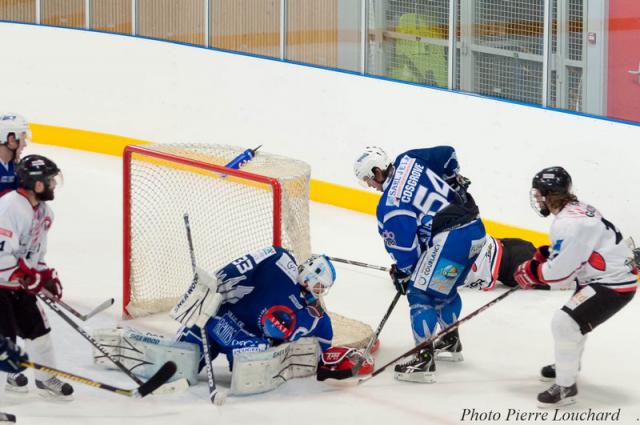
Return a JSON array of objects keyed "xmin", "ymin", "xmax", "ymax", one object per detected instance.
[
  {"xmin": 20, "ymin": 360, "xmax": 177, "ymax": 398},
  {"xmin": 359, "ymin": 286, "xmax": 519, "ymax": 384},
  {"xmin": 183, "ymin": 213, "xmax": 225, "ymax": 405},
  {"xmin": 41, "ymin": 288, "xmax": 114, "ymax": 321},
  {"xmin": 350, "ymin": 290, "xmax": 402, "ymax": 377},
  {"xmin": 37, "ymin": 293, "xmax": 189, "ymax": 395},
  {"xmin": 323, "ymin": 255, "xmax": 390, "ymax": 273}
]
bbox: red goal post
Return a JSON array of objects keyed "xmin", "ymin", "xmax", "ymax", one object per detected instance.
[{"xmin": 122, "ymin": 144, "xmax": 311, "ymax": 318}]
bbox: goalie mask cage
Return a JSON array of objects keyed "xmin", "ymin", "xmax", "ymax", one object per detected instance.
[{"xmin": 123, "ymin": 144, "xmax": 312, "ymax": 318}]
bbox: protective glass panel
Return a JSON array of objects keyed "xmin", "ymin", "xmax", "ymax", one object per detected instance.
[
  {"xmin": 91, "ymin": 0, "xmax": 131, "ymax": 34},
  {"xmin": 137, "ymin": 0, "xmax": 205, "ymax": 45},
  {"xmin": 41, "ymin": 0, "xmax": 85, "ymax": 28},
  {"xmin": 0, "ymin": 0, "xmax": 36, "ymax": 23},
  {"xmin": 211, "ymin": 0, "xmax": 280, "ymax": 58}
]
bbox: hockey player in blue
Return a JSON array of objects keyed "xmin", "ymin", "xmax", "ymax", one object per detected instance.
[
  {"xmin": 177, "ymin": 246, "xmax": 336, "ymax": 372},
  {"xmin": 354, "ymin": 146, "xmax": 486, "ymax": 383},
  {"xmin": 0, "ymin": 114, "xmax": 29, "ymax": 197}
]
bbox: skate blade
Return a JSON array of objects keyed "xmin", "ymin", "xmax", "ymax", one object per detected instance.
[
  {"xmin": 539, "ymin": 376, "xmax": 555, "ymax": 383},
  {"xmin": 394, "ymin": 371, "xmax": 436, "ymax": 384},
  {"xmin": 435, "ymin": 351, "xmax": 464, "ymax": 362},
  {"xmin": 37, "ymin": 388, "xmax": 74, "ymax": 402},
  {"xmin": 4, "ymin": 385, "xmax": 28, "ymax": 394},
  {"xmin": 537, "ymin": 396, "xmax": 576, "ymax": 409}
]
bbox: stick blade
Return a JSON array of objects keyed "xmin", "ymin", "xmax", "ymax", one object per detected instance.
[
  {"xmin": 82, "ymin": 298, "xmax": 115, "ymax": 320},
  {"xmin": 137, "ymin": 361, "xmax": 178, "ymax": 397}
]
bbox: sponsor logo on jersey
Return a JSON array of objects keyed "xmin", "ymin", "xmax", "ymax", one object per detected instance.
[
  {"xmin": 261, "ymin": 305, "xmax": 296, "ymax": 339},
  {"xmin": 469, "ymin": 237, "xmax": 485, "ymax": 259},
  {"xmin": 213, "ymin": 317, "xmax": 238, "ymax": 345},
  {"xmin": 413, "ymin": 243, "xmax": 442, "ymax": 290},
  {"xmin": 386, "ymin": 155, "xmax": 415, "ymax": 207},
  {"xmin": 0, "ymin": 228, "xmax": 13, "ymax": 238},
  {"xmin": 428, "ymin": 259, "xmax": 464, "ymax": 295},
  {"xmin": 441, "ymin": 264, "xmax": 458, "ymax": 278},
  {"xmin": 276, "ymin": 253, "xmax": 298, "ymax": 284},
  {"xmin": 250, "ymin": 246, "xmax": 277, "ymax": 264},
  {"xmin": 564, "ymin": 285, "xmax": 596, "ymax": 310},
  {"xmin": 382, "ymin": 230, "xmax": 396, "ymax": 247}
]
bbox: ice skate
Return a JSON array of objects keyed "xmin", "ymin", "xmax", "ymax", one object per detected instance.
[
  {"xmin": 434, "ymin": 329, "xmax": 463, "ymax": 362},
  {"xmin": 35, "ymin": 376, "xmax": 74, "ymax": 401},
  {"xmin": 394, "ymin": 344, "xmax": 436, "ymax": 383},
  {"xmin": 537, "ymin": 383, "xmax": 577, "ymax": 408},
  {"xmin": 5, "ymin": 373, "xmax": 28, "ymax": 394}
]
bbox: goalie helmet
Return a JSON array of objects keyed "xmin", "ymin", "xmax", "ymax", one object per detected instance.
[
  {"xmin": 530, "ymin": 166, "xmax": 572, "ymax": 217},
  {"xmin": 297, "ymin": 255, "xmax": 336, "ymax": 296},
  {"xmin": 0, "ymin": 113, "xmax": 29, "ymax": 145},
  {"xmin": 353, "ymin": 146, "xmax": 391, "ymax": 186}
]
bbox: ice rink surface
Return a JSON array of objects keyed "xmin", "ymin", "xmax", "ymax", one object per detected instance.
[{"xmin": 1, "ymin": 144, "xmax": 639, "ymax": 425}]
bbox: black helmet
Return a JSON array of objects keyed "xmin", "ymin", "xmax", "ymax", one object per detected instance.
[
  {"xmin": 16, "ymin": 154, "xmax": 60, "ymax": 191},
  {"xmin": 532, "ymin": 166, "xmax": 572, "ymax": 196}
]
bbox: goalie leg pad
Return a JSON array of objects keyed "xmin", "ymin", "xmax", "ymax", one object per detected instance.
[
  {"xmin": 230, "ymin": 337, "xmax": 319, "ymax": 396},
  {"xmin": 92, "ymin": 327, "xmax": 200, "ymax": 384}
]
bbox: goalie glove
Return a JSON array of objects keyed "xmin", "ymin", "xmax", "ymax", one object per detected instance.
[
  {"xmin": 170, "ymin": 266, "xmax": 223, "ymax": 328},
  {"xmin": 316, "ymin": 346, "xmax": 374, "ymax": 381}
]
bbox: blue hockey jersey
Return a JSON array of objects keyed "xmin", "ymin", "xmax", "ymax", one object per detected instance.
[
  {"xmin": 377, "ymin": 146, "xmax": 476, "ymax": 275},
  {"xmin": 213, "ymin": 246, "xmax": 333, "ymax": 351},
  {"xmin": 0, "ymin": 160, "xmax": 17, "ymax": 197}
]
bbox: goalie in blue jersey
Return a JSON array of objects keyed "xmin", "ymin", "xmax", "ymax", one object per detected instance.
[{"xmin": 354, "ymin": 146, "xmax": 486, "ymax": 383}]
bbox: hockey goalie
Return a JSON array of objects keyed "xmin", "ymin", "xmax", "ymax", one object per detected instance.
[{"xmin": 94, "ymin": 246, "xmax": 373, "ymax": 396}]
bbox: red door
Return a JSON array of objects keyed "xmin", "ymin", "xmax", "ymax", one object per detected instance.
[{"xmin": 607, "ymin": 0, "xmax": 640, "ymax": 122}]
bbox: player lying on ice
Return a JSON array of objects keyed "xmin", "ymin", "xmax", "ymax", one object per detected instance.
[{"xmin": 94, "ymin": 246, "xmax": 373, "ymax": 395}]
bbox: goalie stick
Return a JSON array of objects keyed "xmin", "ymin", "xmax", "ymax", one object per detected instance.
[
  {"xmin": 20, "ymin": 360, "xmax": 177, "ymax": 398},
  {"xmin": 183, "ymin": 213, "xmax": 225, "ymax": 405},
  {"xmin": 37, "ymin": 293, "xmax": 189, "ymax": 395},
  {"xmin": 359, "ymin": 286, "xmax": 519, "ymax": 384},
  {"xmin": 41, "ymin": 288, "xmax": 114, "ymax": 321},
  {"xmin": 349, "ymin": 290, "xmax": 402, "ymax": 377}
]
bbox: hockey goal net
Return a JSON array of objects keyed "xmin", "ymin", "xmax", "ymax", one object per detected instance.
[{"xmin": 123, "ymin": 144, "xmax": 374, "ymax": 348}]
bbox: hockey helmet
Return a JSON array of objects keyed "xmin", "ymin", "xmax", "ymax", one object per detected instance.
[
  {"xmin": 353, "ymin": 146, "xmax": 391, "ymax": 187},
  {"xmin": 297, "ymin": 255, "xmax": 336, "ymax": 296},
  {"xmin": 16, "ymin": 155, "xmax": 62, "ymax": 197},
  {"xmin": 530, "ymin": 166, "xmax": 572, "ymax": 217},
  {"xmin": 0, "ymin": 114, "xmax": 30, "ymax": 145}
]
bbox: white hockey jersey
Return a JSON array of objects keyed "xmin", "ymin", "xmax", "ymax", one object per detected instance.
[
  {"xmin": 464, "ymin": 235, "xmax": 501, "ymax": 291},
  {"xmin": 0, "ymin": 190, "xmax": 53, "ymax": 290},
  {"xmin": 540, "ymin": 201, "xmax": 637, "ymax": 293}
]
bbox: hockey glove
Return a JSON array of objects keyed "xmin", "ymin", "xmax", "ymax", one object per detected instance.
[
  {"xmin": 316, "ymin": 346, "xmax": 374, "ymax": 381},
  {"xmin": 389, "ymin": 264, "xmax": 411, "ymax": 295},
  {"xmin": 534, "ymin": 245, "xmax": 551, "ymax": 263},
  {"xmin": 41, "ymin": 268, "xmax": 63, "ymax": 299},
  {"xmin": 0, "ymin": 337, "xmax": 28, "ymax": 374},
  {"xmin": 513, "ymin": 259, "xmax": 544, "ymax": 290},
  {"xmin": 10, "ymin": 259, "xmax": 44, "ymax": 295}
]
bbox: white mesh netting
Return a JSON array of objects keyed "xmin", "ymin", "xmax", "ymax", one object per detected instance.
[{"xmin": 125, "ymin": 144, "xmax": 311, "ymax": 317}]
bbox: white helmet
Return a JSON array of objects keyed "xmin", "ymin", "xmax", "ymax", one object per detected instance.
[
  {"xmin": 297, "ymin": 255, "xmax": 336, "ymax": 296},
  {"xmin": 0, "ymin": 113, "xmax": 30, "ymax": 145},
  {"xmin": 353, "ymin": 146, "xmax": 391, "ymax": 186}
]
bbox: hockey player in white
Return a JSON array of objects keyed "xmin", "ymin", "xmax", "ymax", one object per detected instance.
[
  {"xmin": 0, "ymin": 154, "xmax": 73, "ymax": 400},
  {"xmin": 514, "ymin": 166, "xmax": 637, "ymax": 408}
]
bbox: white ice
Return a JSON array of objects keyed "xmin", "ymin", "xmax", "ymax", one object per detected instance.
[{"xmin": 1, "ymin": 144, "xmax": 639, "ymax": 425}]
